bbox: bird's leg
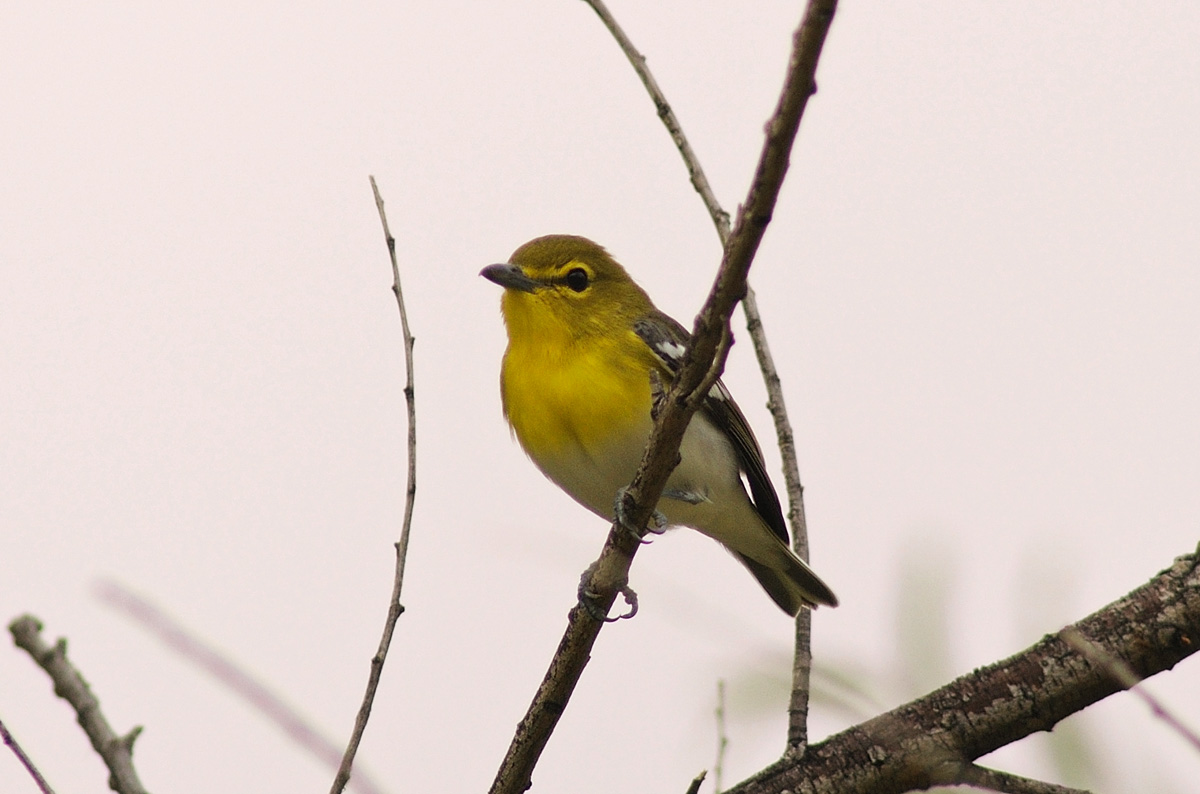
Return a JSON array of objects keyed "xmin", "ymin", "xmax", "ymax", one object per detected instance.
[
  {"xmin": 662, "ymin": 487, "xmax": 705, "ymax": 505},
  {"xmin": 577, "ymin": 562, "xmax": 639, "ymax": 622}
]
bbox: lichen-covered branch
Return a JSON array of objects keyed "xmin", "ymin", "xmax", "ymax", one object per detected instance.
[{"xmin": 729, "ymin": 548, "xmax": 1200, "ymax": 794}]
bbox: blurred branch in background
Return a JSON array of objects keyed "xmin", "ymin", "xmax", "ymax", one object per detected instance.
[
  {"xmin": 9, "ymin": 615, "xmax": 149, "ymax": 794},
  {"xmin": 93, "ymin": 581, "xmax": 387, "ymax": 794},
  {"xmin": 581, "ymin": 0, "xmax": 835, "ymax": 752},
  {"xmin": 81, "ymin": 179, "xmax": 417, "ymax": 794},
  {"xmin": 1061, "ymin": 626, "xmax": 1200, "ymax": 754},
  {"xmin": 0, "ymin": 713, "xmax": 54, "ymax": 794}
]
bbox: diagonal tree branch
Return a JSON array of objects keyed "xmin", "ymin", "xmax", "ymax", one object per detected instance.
[
  {"xmin": 581, "ymin": 0, "xmax": 730, "ymax": 236},
  {"xmin": 10, "ymin": 615, "xmax": 149, "ymax": 794},
  {"xmin": 489, "ymin": 5, "xmax": 838, "ymax": 793},
  {"xmin": 581, "ymin": 0, "xmax": 837, "ymax": 749},
  {"xmin": 728, "ymin": 548, "xmax": 1200, "ymax": 794}
]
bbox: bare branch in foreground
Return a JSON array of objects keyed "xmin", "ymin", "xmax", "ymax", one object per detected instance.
[
  {"xmin": 728, "ymin": 549, "xmax": 1200, "ymax": 794},
  {"xmin": 329, "ymin": 176, "xmax": 420, "ymax": 794},
  {"xmin": 582, "ymin": 0, "xmax": 837, "ymax": 750},
  {"xmin": 9, "ymin": 615, "xmax": 149, "ymax": 794},
  {"xmin": 685, "ymin": 770, "xmax": 708, "ymax": 794},
  {"xmin": 1060, "ymin": 626, "xmax": 1200, "ymax": 753},
  {"xmin": 946, "ymin": 764, "xmax": 1092, "ymax": 794},
  {"xmin": 92, "ymin": 581, "xmax": 386, "ymax": 794},
  {"xmin": 489, "ymin": 5, "xmax": 838, "ymax": 792},
  {"xmin": 0, "ymin": 714, "xmax": 55, "ymax": 794}
]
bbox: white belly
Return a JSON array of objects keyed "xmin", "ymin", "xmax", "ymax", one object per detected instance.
[{"xmin": 529, "ymin": 410, "xmax": 749, "ymax": 540}]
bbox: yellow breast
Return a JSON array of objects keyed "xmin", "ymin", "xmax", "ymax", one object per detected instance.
[{"xmin": 501, "ymin": 331, "xmax": 655, "ymax": 463}]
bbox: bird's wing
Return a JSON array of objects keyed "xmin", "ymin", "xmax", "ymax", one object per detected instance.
[{"xmin": 633, "ymin": 311, "xmax": 790, "ymax": 544}]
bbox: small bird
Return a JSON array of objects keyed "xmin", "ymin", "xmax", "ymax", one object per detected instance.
[{"xmin": 481, "ymin": 235, "xmax": 837, "ymax": 615}]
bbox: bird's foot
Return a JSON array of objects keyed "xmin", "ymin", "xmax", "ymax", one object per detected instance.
[
  {"xmin": 614, "ymin": 486, "xmax": 668, "ymax": 543},
  {"xmin": 577, "ymin": 563, "xmax": 639, "ymax": 622}
]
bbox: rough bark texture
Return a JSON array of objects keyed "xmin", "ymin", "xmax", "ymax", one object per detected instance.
[{"xmin": 730, "ymin": 548, "xmax": 1200, "ymax": 794}]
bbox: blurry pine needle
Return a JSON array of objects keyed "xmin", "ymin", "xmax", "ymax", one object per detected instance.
[
  {"xmin": 885, "ymin": 544, "xmax": 965, "ymax": 794},
  {"xmin": 895, "ymin": 541, "xmax": 954, "ymax": 696},
  {"xmin": 1017, "ymin": 555, "xmax": 1103, "ymax": 791},
  {"xmin": 713, "ymin": 680, "xmax": 728, "ymax": 793}
]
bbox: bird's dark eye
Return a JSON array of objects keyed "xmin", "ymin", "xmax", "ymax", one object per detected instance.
[{"xmin": 564, "ymin": 268, "xmax": 589, "ymax": 292}]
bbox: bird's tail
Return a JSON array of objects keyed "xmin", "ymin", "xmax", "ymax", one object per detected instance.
[{"xmin": 735, "ymin": 546, "xmax": 838, "ymax": 616}]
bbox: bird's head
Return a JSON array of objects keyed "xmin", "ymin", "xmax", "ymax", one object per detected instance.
[{"xmin": 481, "ymin": 235, "xmax": 654, "ymax": 343}]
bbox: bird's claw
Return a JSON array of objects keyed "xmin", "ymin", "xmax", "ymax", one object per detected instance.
[
  {"xmin": 614, "ymin": 486, "xmax": 668, "ymax": 543},
  {"xmin": 578, "ymin": 565, "xmax": 639, "ymax": 622}
]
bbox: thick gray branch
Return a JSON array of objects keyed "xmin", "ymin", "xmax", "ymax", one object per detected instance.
[{"xmin": 729, "ymin": 548, "xmax": 1200, "ymax": 793}]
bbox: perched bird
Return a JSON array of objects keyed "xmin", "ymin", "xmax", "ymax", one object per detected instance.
[{"xmin": 481, "ymin": 235, "xmax": 837, "ymax": 615}]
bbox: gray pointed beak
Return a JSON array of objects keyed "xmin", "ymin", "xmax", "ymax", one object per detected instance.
[{"xmin": 480, "ymin": 263, "xmax": 539, "ymax": 293}]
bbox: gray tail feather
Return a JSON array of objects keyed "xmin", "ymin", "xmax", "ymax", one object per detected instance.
[{"xmin": 736, "ymin": 552, "xmax": 838, "ymax": 616}]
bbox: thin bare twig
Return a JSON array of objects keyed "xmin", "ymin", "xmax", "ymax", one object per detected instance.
[
  {"xmin": 329, "ymin": 176, "xmax": 419, "ymax": 794},
  {"xmin": 744, "ymin": 286, "xmax": 817, "ymax": 749},
  {"xmin": 9, "ymin": 615, "xmax": 149, "ymax": 794},
  {"xmin": 92, "ymin": 581, "xmax": 386, "ymax": 794},
  {"xmin": 1060, "ymin": 626, "xmax": 1200, "ymax": 753},
  {"xmin": 685, "ymin": 770, "xmax": 708, "ymax": 794},
  {"xmin": 489, "ymin": 6, "xmax": 837, "ymax": 792},
  {"xmin": 0, "ymin": 714, "xmax": 55, "ymax": 794},
  {"xmin": 581, "ymin": 0, "xmax": 834, "ymax": 750},
  {"xmin": 581, "ymin": 0, "xmax": 729, "ymax": 236}
]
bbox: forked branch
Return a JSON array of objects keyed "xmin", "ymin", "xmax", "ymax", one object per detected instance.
[
  {"xmin": 489, "ymin": 4, "xmax": 838, "ymax": 792},
  {"xmin": 581, "ymin": 0, "xmax": 836, "ymax": 748}
]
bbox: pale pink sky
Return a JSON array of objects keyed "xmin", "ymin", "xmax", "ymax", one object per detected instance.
[{"xmin": 2, "ymin": 3, "xmax": 1198, "ymax": 792}]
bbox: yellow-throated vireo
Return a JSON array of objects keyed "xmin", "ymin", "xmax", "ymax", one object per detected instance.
[{"xmin": 481, "ymin": 235, "xmax": 837, "ymax": 615}]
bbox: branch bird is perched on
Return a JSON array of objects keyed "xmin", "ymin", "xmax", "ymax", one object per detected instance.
[{"xmin": 481, "ymin": 235, "xmax": 837, "ymax": 615}]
